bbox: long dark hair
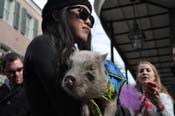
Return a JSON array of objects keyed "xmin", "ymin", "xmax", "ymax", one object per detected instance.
[
  {"xmin": 42, "ymin": 7, "xmax": 91, "ymax": 62},
  {"xmin": 41, "ymin": 7, "xmax": 91, "ymax": 83},
  {"xmin": 42, "ymin": 7, "xmax": 74, "ymax": 65}
]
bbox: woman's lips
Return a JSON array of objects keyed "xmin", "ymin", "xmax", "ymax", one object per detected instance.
[
  {"xmin": 142, "ymin": 76, "xmax": 148, "ymax": 80},
  {"xmin": 83, "ymin": 27, "xmax": 90, "ymax": 33}
]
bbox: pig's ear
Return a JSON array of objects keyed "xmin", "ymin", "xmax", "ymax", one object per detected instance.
[{"xmin": 100, "ymin": 53, "xmax": 108, "ymax": 61}]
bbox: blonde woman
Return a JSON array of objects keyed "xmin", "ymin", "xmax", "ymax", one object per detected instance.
[{"xmin": 120, "ymin": 61, "xmax": 174, "ymax": 116}]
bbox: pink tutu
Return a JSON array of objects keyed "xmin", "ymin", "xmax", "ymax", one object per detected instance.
[{"xmin": 119, "ymin": 84, "xmax": 142, "ymax": 111}]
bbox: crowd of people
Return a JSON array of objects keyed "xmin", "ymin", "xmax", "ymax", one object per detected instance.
[{"xmin": 0, "ymin": 0, "xmax": 174, "ymax": 116}]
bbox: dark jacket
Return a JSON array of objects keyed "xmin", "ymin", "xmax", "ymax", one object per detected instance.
[
  {"xmin": 0, "ymin": 84, "xmax": 30, "ymax": 116},
  {"xmin": 23, "ymin": 35, "xmax": 81, "ymax": 116}
]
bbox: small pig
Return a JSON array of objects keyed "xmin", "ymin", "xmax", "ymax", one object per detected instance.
[{"xmin": 62, "ymin": 50, "xmax": 117, "ymax": 116}]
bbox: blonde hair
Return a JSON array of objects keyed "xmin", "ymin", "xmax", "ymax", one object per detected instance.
[{"xmin": 135, "ymin": 61, "xmax": 173, "ymax": 101}]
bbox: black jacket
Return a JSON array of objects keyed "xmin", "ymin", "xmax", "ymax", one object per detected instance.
[
  {"xmin": 23, "ymin": 35, "xmax": 81, "ymax": 116},
  {"xmin": 0, "ymin": 84, "xmax": 30, "ymax": 116}
]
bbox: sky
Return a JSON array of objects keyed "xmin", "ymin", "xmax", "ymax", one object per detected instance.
[{"xmin": 33, "ymin": 0, "xmax": 136, "ymax": 84}]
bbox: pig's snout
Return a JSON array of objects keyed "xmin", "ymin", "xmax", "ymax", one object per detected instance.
[{"xmin": 64, "ymin": 75, "xmax": 76, "ymax": 88}]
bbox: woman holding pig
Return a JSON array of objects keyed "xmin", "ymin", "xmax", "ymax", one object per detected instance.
[{"xmin": 23, "ymin": 0, "xmax": 94, "ymax": 116}]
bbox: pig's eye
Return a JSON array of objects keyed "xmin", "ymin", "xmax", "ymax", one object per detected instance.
[
  {"xmin": 85, "ymin": 72, "xmax": 95, "ymax": 81},
  {"xmin": 89, "ymin": 64, "xmax": 96, "ymax": 71}
]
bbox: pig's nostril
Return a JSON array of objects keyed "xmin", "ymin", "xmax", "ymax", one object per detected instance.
[{"xmin": 64, "ymin": 75, "xmax": 76, "ymax": 87}]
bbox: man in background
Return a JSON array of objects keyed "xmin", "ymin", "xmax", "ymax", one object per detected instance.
[{"xmin": 0, "ymin": 52, "xmax": 30, "ymax": 116}]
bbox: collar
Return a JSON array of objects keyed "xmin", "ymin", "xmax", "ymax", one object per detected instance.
[{"xmin": 87, "ymin": 82, "xmax": 117, "ymax": 116}]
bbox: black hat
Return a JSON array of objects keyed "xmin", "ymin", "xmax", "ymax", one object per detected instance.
[{"xmin": 42, "ymin": 0, "xmax": 92, "ymax": 18}]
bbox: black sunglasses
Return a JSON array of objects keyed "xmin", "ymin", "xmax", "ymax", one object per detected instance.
[
  {"xmin": 68, "ymin": 6, "xmax": 94, "ymax": 28},
  {"xmin": 6, "ymin": 67, "xmax": 23, "ymax": 74}
]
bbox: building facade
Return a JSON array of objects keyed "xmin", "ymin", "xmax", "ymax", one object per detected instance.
[{"xmin": 0, "ymin": 0, "xmax": 42, "ymax": 56}]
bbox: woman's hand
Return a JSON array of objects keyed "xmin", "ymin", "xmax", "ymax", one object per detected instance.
[{"xmin": 144, "ymin": 81, "xmax": 163, "ymax": 108}]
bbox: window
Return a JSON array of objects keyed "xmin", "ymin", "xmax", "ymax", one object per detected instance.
[
  {"xmin": 33, "ymin": 18, "xmax": 38, "ymax": 37},
  {"xmin": 21, "ymin": 7, "xmax": 38, "ymax": 40},
  {"xmin": 0, "ymin": 0, "xmax": 5, "ymax": 18},
  {"xmin": 25, "ymin": 14, "xmax": 33, "ymax": 39},
  {"xmin": 21, "ymin": 8, "xmax": 27, "ymax": 34},
  {"xmin": 3, "ymin": 0, "xmax": 15, "ymax": 25},
  {"xmin": 13, "ymin": 1, "xmax": 20, "ymax": 29}
]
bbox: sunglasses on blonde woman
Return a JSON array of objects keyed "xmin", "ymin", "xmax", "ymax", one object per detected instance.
[{"xmin": 68, "ymin": 6, "xmax": 94, "ymax": 28}]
